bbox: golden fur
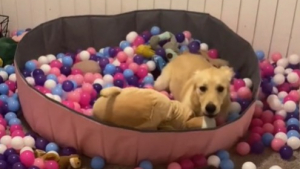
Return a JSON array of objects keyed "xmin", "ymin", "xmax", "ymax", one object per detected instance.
[{"xmin": 154, "ymin": 51, "xmax": 234, "ymax": 118}]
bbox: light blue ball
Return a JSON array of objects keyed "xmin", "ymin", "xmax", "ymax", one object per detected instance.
[
  {"xmin": 226, "ymin": 113, "xmax": 240, "ymax": 122},
  {"xmin": 143, "ymin": 76, "xmax": 154, "ymax": 85},
  {"xmin": 57, "ymin": 84, "xmax": 62, "ymax": 88},
  {"xmin": 47, "ymin": 74, "xmax": 58, "ymax": 83},
  {"xmin": 216, "ymin": 150, "xmax": 230, "ymax": 160},
  {"xmin": 62, "ymin": 56, "xmax": 74, "ymax": 67},
  {"xmin": 220, "ymin": 159, "xmax": 234, "ymax": 169},
  {"xmin": 4, "ymin": 65, "xmax": 15, "ymax": 75},
  {"xmin": 25, "ymin": 61, "xmax": 37, "ymax": 71},
  {"xmin": 150, "ymin": 26, "xmax": 161, "ymax": 35},
  {"xmin": 0, "ymin": 95, "xmax": 8, "ymax": 103},
  {"xmin": 139, "ymin": 160, "xmax": 153, "ymax": 169},
  {"xmin": 96, "ymin": 52, "xmax": 105, "ymax": 58},
  {"xmin": 103, "ymin": 47, "xmax": 110, "ymax": 56},
  {"xmin": 0, "ymin": 84, "xmax": 9, "ymax": 95},
  {"xmin": 287, "ymin": 118, "xmax": 299, "ymax": 127},
  {"xmin": 180, "ymin": 45, "xmax": 189, "ymax": 53},
  {"xmin": 71, "ymin": 80, "xmax": 78, "ymax": 89},
  {"xmin": 7, "ymin": 98, "xmax": 20, "ymax": 112},
  {"xmin": 45, "ymin": 142, "xmax": 59, "ymax": 152},
  {"xmin": 91, "ymin": 156, "xmax": 105, "ymax": 169},
  {"xmin": 51, "ymin": 87, "xmax": 63, "ymax": 97},
  {"xmin": 262, "ymin": 133, "xmax": 274, "ymax": 146},
  {"xmin": 119, "ymin": 41, "xmax": 131, "ymax": 50},
  {"xmin": 104, "ymin": 64, "xmax": 116, "ymax": 75},
  {"xmin": 123, "ymin": 69, "xmax": 134, "ymax": 79},
  {"xmin": 56, "ymin": 53, "xmax": 65, "ymax": 59},
  {"xmin": 11, "ymin": 93, "xmax": 19, "ymax": 100},
  {"xmin": 5, "ymin": 112, "xmax": 17, "ymax": 121},
  {"xmin": 255, "ymin": 50, "xmax": 265, "ymax": 61},
  {"xmin": 287, "ymin": 130, "xmax": 300, "ymax": 138},
  {"xmin": 9, "ymin": 118, "xmax": 21, "ymax": 126},
  {"xmin": 104, "ymin": 83, "xmax": 113, "ymax": 89}
]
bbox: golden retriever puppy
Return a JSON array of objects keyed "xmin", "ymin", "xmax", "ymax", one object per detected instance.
[{"xmin": 154, "ymin": 52, "xmax": 234, "ymax": 118}]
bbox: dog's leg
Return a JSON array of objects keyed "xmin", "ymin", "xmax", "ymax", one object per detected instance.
[
  {"xmin": 154, "ymin": 65, "xmax": 171, "ymax": 91},
  {"xmin": 185, "ymin": 117, "xmax": 203, "ymax": 129}
]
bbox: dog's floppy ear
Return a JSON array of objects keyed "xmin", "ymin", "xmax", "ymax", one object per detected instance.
[{"xmin": 219, "ymin": 66, "xmax": 235, "ymax": 81}]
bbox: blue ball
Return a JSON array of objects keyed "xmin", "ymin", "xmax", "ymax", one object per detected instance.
[
  {"xmin": 287, "ymin": 118, "xmax": 299, "ymax": 127},
  {"xmin": 11, "ymin": 93, "xmax": 19, "ymax": 100},
  {"xmin": 139, "ymin": 160, "xmax": 153, "ymax": 169},
  {"xmin": 51, "ymin": 87, "xmax": 63, "ymax": 97},
  {"xmin": 90, "ymin": 156, "xmax": 105, "ymax": 169},
  {"xmin": 25, "ymin": 61, "xmax": 37, "ymax": 72},
  {"xmin": 262, "ymin": 133, "xmax": 274, "ymax": 146},
  {"xmin": 143, "ymin": 76, "xmax": 154, "ymax": 85},
  {"xmin": 103, "ymin": 47, "xmax": 110, "ymax": 56},
  {"xmin": 96, "ymin": 52, "xmax": 105, "ymax": 58},
  {"xmin": 123, "ymin": 69, "xmax": 134, "ymax": 79},
  {"xmin": 46, "ymin": 74, "xmax": 58, "ymax": 83},
  {"xmin": 180, "ymin": 45, "xmax": 189, "ymax": 53},
  {"xmin": 255, "ymin": 50, "xmax": 265, "ymax": 61},
  {"xmin": 104, "ymin": 83, "xmax": 113, "ymax": 89},
  {"xmin": 45, "ymin": 142, "xmax": 59, "ymax": 152},
  {"xmin": 119, "ymin": 41, "xmax": 131, "ymax": 50},
  {"xmin": 150, "ymin": 26, "xmax": 161, "ymax": 35},
  {"xmin": 56, "ymin": 53, "xmax": 65, "ymax": 59},
  {"xmin": 17, "ymin": 30, "xmax": 25, "ymax": 36},
  {"xmin": 8, "ymin": 118, "xmax": 21, "ymax": 126},
  {"xmin": 4, "ymin": 112, "xmax": 17, "ymax": 122},
  {"xmin": 104, "ymin": 64, "xmax": 116, "ymax": 75},
  {"xmin": 216, "ymin": 150, "xmax": 230, "ymax": 160},
  {"xmin": 0, "ymin": 84, "xmax": 9, "ymax": 95},
  {"xmin": 71, "ymin": 81, "xmax": 78, "ymax": 89},
  {"xmin": 226, "ymin": 113, "xmax": 240, "ymax": 122},
  {"xmin": 62, "ymin": 56, "xmax": 74, "ymax": 67},
  {"xmin": 7, "ymin": 98, "xmax": 20, "ymax": 112},
  {"xmin": 0, "ymin": 95, "xmax": 8, "ymax": 103},
  {"xmin": 287, "ymin": 130, "xmax": 300, "ymax": 138},
  {"xmin": 4, "ymin": 65, "xmax": 15, "ymax": 75},
  {"xmin": 219, "ymin": 159, "xmax": 234, "ymax": 169}
]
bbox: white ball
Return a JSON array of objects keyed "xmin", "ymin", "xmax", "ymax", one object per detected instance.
[
  {"xmin": 287, "ymin": 136, "xmax": 300, "ymax": 150},
  {"xmin": 277, "ymin": 58, "xmax": 289, "ymax": 68},
  {"xmin": 243, "ymin": 78, "xmax": 252, "ymax": 88},
  {"xmin": 272, "ymin": 87, "xmax": 278, "ymax": 94},
  {"xmin": 146, "ymin": 60, "xmax": 156, "ymax": 72},
  {"xmin": 181, "ymin": 38, "xmax": 189, "ymax": 45},
  {"xmin": 46, "ymin": 54, "xmax": 56, "ymax": 63},
  {"xmin": 124, "ymin": 47, "xmax": 134, "ymax": 57},
  {"xmin": 58, "ymin": 58, "xmax": 63, "ymax": 63},
  {"xmin": 0, "ymin": 71, "xmax": 8, "ymax": 80},
  {"xmin": 278, "ymin": 91, "xmax": 288, "ymax": 99},
  {"xmin": 287, "ymin": 72, "xmax": 299, "ymax": 83},
  {"xmin": 40, "ymin": 64, "xmax": 51, "ymax": 74},
  {"xmin": 9, "ymin": 73, "xmax": 17, "ymax": 82},
  {"xmin": 275, "ymin": 110, "xmax": 287, "ymax": 118},
  {"xmin": 126, "ymin": 31, "xmax": 138, "ymax": 43},
  {"xmin": 256, "ymin": 100, "xmax": 263, "ymax": 108},
  {"xmin": 38, "ymin": 55, "xmax": 49, "ymax": 64},
  {"xmin": 283, "ymin": 101, "xmax": 297, "ymax": 112},
  {"xmin": 147, "ymin": 73, "xmax": 153, "ymax": 77},
  {"xmin": 269, "ymin": 99, "xmax": 282, "ymax": 111},
  {"xmin": 200, "ymin": 43, "xmax": 209, "ymax": 51},
  {"xmin": 269, "ymin": 165, "xmax": 282, "ymax": 169},
  {"xmin": 52, "ymin": 95, "xmax": 62, "ymax": 102},
  {"xmin": 20, "ymin": 146, "xmax": 34, "ymax": 154},
  {"xmin": 79, "ymin": 50, "xmax": 90, "ymax": 61},
  {"xmin": 0, "ymin": 144, "xmax": 7, "ymax": 154},
  {"xmin": 207, "ymin": 155, "xmax": 220, "ymax": 168},
  {"xmin": 267, "ymin": 94, "xmax": 278, "ymax": 104},
  {"xmin": 112, "ymin": 59, "xmax": 121, "ymax": 66},
  {"xmin": 273, "ymin": 74, "xmax": 285, "ymax": 86},
  {"xmin": 44, "ymin": 79, "xmax": 57, "ymax": 90},
  {"xmin": 0, "ymin": 136, "xmax": 11, "ymax": 146},
  {"xmin": 103, "ymin": 75, "xmax": 114, "ymax": 84},
  {"xmin": 11, "ymin": 136, "xmax": 24, "ymax": 150},
  {"xmin": 23, "ymin": 136, "xmax": 35, "ymax": 148},
  {"xmin": 288, "ymin": 54, "xmax": 300, "ymax": 65},
  {"xmin": 285, "ymin": 68, "xmax": 293, "ymax": 75},
  {"xmin": 93, "ymin": 78, "xmax": 104, "ymax": 86},
  {"xmin": 99, "ymin": 48, "xmax": 104, "ymax": 53},
  {"xmin": 45, "ymin": 93, "xmax": 54, "ymax": 99},
  {"xmin": 242, "ymin": 161, "xmax": 257, "ymax": 169},
  {"xmin": 25, "ymin": 77, "xmax": 35, "ymax": 86},
  {"xmin": 229, "ymin": 102, "xmax": 241, "ymax": 113},
  {"xmin": 274, "ymin": 66, "xmax": 285, "ymax": 74},
  {"xmin": 275, "ymin": 132, "xmax": 288, "ymax": 143}
]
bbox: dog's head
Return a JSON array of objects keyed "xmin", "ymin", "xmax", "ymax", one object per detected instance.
[{"xmin": 191, "ymin": 66, "xmax": 234, "ymax": 118}]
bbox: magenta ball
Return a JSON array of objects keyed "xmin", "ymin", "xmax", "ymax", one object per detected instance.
[
  {"xmin": 233, "ymin": 79, "xmax": 246, "ymax": 91},
  {"xmin": 208, "ymin": 49, "xmax": 218, "ymax": 59},
  {"xmin": 178, "ymin": 158, "xmax": 194, "ymax": 169},
  {"xmin": 79, "ymin": 92, "xmax": 91, "ymax": 107},
  {"xmin": 133, "ymin": 36, "xmax": 145, "ymax": 46},
  {"xmin": 44, "ymin": 160, "xmax": 59, "ymax": 169},
  {"xmin": 50, "ymin": 60, "xmax": 62, "ymax": 68},
  {"xmin": 136, "ymin": 67, "xmax": 148, "ymax": 79},
  {"xmin": 20, "ymin": 150, "xmax": 35, "ymax": 167},
  {"xmin": 190, "ymin": 154, "xmax": 207, "ymax": 168},
  {"xmin": 167, "ymin": 162, "xmax": 182, "ymax": 169}
]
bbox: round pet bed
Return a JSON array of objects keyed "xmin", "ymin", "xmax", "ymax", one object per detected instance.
[{"xmin": 15, "ymin": 10, "xmax": 260, "ymax": 165}]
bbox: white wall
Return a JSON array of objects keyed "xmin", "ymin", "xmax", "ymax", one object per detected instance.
[{"xmin": 0, "ymin": 0, "xmax": 299, "ymax": 57}]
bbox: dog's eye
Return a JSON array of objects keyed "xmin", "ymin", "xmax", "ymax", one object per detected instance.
[
  {"xmin": 199, "ymin": 86, "xmax": 207, "ymax": 92},
  {"xmin": 217, "ymin": 86, "xmax": 224, "ymax": 92}
]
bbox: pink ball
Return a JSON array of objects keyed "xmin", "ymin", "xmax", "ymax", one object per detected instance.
[
  {"xmin": 250, "ymin": 118, "xmax": 263, "ymax": 128},
  {"xmin": 247, "ymin": 133, "xmax": 261, "ymax": 145},
  {"xmin": 277, "ymin": 83, "xmax": 291, "ymax": 92},
  {"xmin": 11, "ymin": 129, "xmax": 25, "ymax": 137},
  {"xmin": 129, "ymin": 63, "xmax": 139, "ymax": 73},
  {"xmin": 0, "ymin": 118, "xmax": 7, "ymax": 128},
  {"xmin": 183, "ymin": 31, "xmax": 192, "ymax": 39},
  {"xmin": 126, "ymin": 57, "xmax": 134, "ymax": 65},
  {"xmin": 49, "ymin": 67, "xmax": 61, "ymax": 76},
  {"xmin": 33, "ymin": 158, "xmax": 45, "ymax": 169},
  {"xmin": 87, "ymin": 47, "xmax": 96, "ymax": 54},
  {"xmin": 67, "ymin": 91, "xmax": 81, "ymax": 102},
  {"xmin": 73, "ymin": 74, "xmax": 84, "ymax": 86},
  {"xmin": 91, "ymin": 90, "xmax": 97, "ymax": 99},
  {"xmin": 230, "ymin": 85, "xmax": 235, "ymax": 92},
  {"xmin": 41, "ymin": 87, "xmax": 51, "ymax": 94},
  {"xmin": 253, "ymin": 106, "xmax": 263, "ymax": 118},
  {"xmin": 273, "ymin": 119, "xmax": 286, "ymax": 128},
  {"xmin": 293, "ymin": 69, "xmax": 300, "ymax": 77},
  {"xmin": 71, "ymin": 68, "xmax": 83, "ymax": 75},
  {"xmin": 273, "ymin": 114, "xmax": 284, "ymax": 121},
  {"xmin": 274, "ymin": 126, "xmax": 287, "ymax": 134},
  {"xmin": 114, "ymin": 73, "xmax": 125, "ymax": 81},
  {"xmin": 82, "ymin": 83, "xmax": 93, "ymax": 93},
  {"xmin": 251, "ymin": 126, "xmax": 264, "ymax": 136},
  {"xmin": 237, "ymin": 87, "xmax": 252, "ymax": 100},
  {"xmin": 167, "ymin": 162, "xmax": 182, "ymax": 169},
  {"xmin": 262, "ymin": 123, "xmax": 274, "ymax": 134},
  {"xmin": 120, "ymin": 63, "xmax": 129, "ymax": 71},
  {"xmin": 74, "ymin": 88, "xmax": 82, "ymax": 94},
  {"xmin": 20, "ymin": 150, "xmax": 35, "ymax": 167},
  {"xmin": 8, "ymin": 90, "xmax": 14, "ymax": 96},
  {"xmin": 57, "ymin": 75, "xmax": 67, "ymax": 84},
  {"xmin": 261, "ymin": 110, "xmax": 274, "ymax": 123},
  {"xmin": 236, "ymin": 142, "xmax": 250, "ymax": 156},
  {"xmin": 208, "ymin": 49, "xmax": 218, "ymax": 59},
  {"xmin": 109, "ymin": 58, "xmax": 114, "ymax": 63},
  {"xmin": 0, "ymin": 130, "xmax": 6, "ymax": 138},
  {"xmin": 44, "ymin": 160, "xmax": 59, "ymax": 169},
  {"xmin": 178, "ymin": 158, "xmax": 194, "ymax": 169},
  {"xmin": 93, "ymin": 73, "xmax": 102, "ymax": 79},
  {"xmin": 67, "ymin": 75, "xmax": 75, "ymax": 81},
  {"xmin": 283, "ymin": 95, "xmax": 294, "ymax": 103},
  {"xmin": 139, "ymin": 64, "xmax": 149, "ymax": 71},
  {"xmin": 50, "ymin": 60, "xmax": 63, "ymax": 68},
  {"xmin": 271, "ymin": 52, "xmax": 282, "ymax": 62},
  {"xmin": 83, "ymin": 109, "xmax": 93, "ymax": 116},
  {"xmin": 288, "ymin": 90, "xmax": 300, "ymax": 102},
  {"xmin": 62, "ymin": 101, "xmax": 75, "ymax": 109},
  {"xmin": 0, "ymin": 124, "xmax": 5, "ymax": 131},
  {"xmin": 5, "ymin": 80, "xmax": 17, "ymax": 91},
  {"xmin": 73, "ymin": 102, "xmax": 81, "ymax": 110},
  {"xmin": 230, "ymin": 92, "xmax": 238, "ymax": 100},
  {"xmin": 263, "ymin": 64, "xmax": 274, "ymax": 77},
  {"xmin": 133, "ymin": 36, "xmax": 145, "ymax": 46},
  {"xmin": 233, "ymin": 79, "xmax": 246, "ymax": 91},
  {"xmin": 136, "ymin": 67, "xmax": 148, "ymax": 79},
  {"xmin": 31, "ymin": 60, "xmax": 39, "ymax": 67},
  {"xmin": 191, "ymin": 154, "xmax": 207, "ymax": 168},
  {"xmin": 79, "ymin": 92, "xmax": 91, "ymax": 107},
  {"xmin": 84, "ymin": 73, "xmax": 95, "ymax": 83},
  {"xmin": 271, "ymin": 138, "xmax": 285, "ymax": 151}
]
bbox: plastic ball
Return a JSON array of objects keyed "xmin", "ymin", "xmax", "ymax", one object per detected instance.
[
  {"xmin": 175, "ymin": 33, "xmax": 185, "ymax": 43},
  {"xmin": 271, "ymin": 138, "xmax": 285, "ymax": 151},
  {"xmin": 208, "ymin": 49, "xmax": 218, "ymax": 59},
  {"xmin": 20, "ymin": 150, "xmax": 35, "ymax": 167},
  {"xmin": 119, "ymin": 41, "xmax": 131, "ymax": 50},
  {"xmin": 11, "ymin": 136, "xmax": 24, "ymax": 150},
  {"xmin": 104, "ymin": 64, "xmax": 116, "ymax": 75},
  {"xmin": 261, "ymin": 133, "xmax": 274, "ymax": 146},
  {"xmin": 167, "ymin": 162, "xmax": 181, "ymax": 169},
  {"xmin": 20, "ymin": 146, "xmax": 33, "ymax": 154},
  {"xmin": 45, "ymin": 142, "xmax": 59, "ymax": 152},
  {"xmin": 7, "ymin": 154, "xmax": 20, "ymax": 165},
  {"xmin": 219, "ymin": 159, "xmax": 234, "ymax": 169},
  {"xmin": 241, "ymin": 162, "xmax": 256, "ymax": 169},
  {"xmin": 190, "ymin": 154, "xmax": 207, "ymax": 168},
  {"xmin": 287, "ymin": 124, "xmax": 299, "ymax": 132},
  {"xmin": 288, "ymin": 54, "xmax": 300, "ymax": 65},
  {"xmin": 35, "ymin": 137, "xmax": 49, "ymax": 150},
  {"xmin": 229, "ymin": 102, "xmax": 241, "ymax": 113},
  {"xmin": 103, "ymin": 74, "xmax": 114, "ymax": 84},
  {"xmin": 0, "ymin": 144, "xmax": 7, "ymax": 154},
  {"xmin": 251, "ymin": 141, "xmax": 265, "ymax": 154},
  {"xmin": 0, "ymin": 135, "xmax": 11, "ymax": 146},
  {"xmin": 0, "ymin": 160, "xmax": 8, "ymax": 169},
  {"xmin": 90, "ymin": 156, "xmax": 105, "ymax": 169},
  {"xmin": 22, "ymin": 136, "xmax": 35, "ymax": 148},
  {"xmin": 274, "ymin": 132, "xmax": 288, "ymax": 143},
  {"xmin": 236, "ymin": 142, "xmax": 250, "ymax": 155},
  {"xmin": 150, "ymin": 26, "xmax": 160, "ymax": 35},
  {"xmin": 283, "ymin": 101, "xmax": 296, "ymax": 113},
  {"xmin": 216, "ymin": 150, "xmax": 230, "ymax": 160},
  {"xmin": 272, "ymin": 74, "xmax": 285, "ymax": 86},
  {"xmin": 287, "ymin": 130, "xmax": 300, "ymax": 138},
  {"xmin": 207, "ymin": 155, "xmax": 220, "ymax": 168},
  {"xmin": 44, "ymin": 160, "xmax": 59, "ymax": 169},
  {"xmin": 287, "ymin": 118, "xmax": 299, "ymax": 127},
  {"xmin": 255, "ymin": 50, "xmax": 265, "ymax": 60},
  {"xmin": 279, "ymin": 145, "xmax": 293, "ymax": 160},
  {"xmin": 277, "ymin": 58, "xmax": 289, "ymax": 68},
  {"xmin": 287, "ymin": 72, "xmax": 299, "ymax": 83},
  {"xmin": 79, "ymin": 50, "xmax": 90, "ymax": 61},
  {"xmin": 200, "ymin": 43, "xmax": 209, "ymax": 51},
  {"xmin": 126, "ymin": 31, "xmax": 139, "ymax": 43},
  {"xmin": 178, "ymin": 158, "xmax": 194, "ymax": 169}
]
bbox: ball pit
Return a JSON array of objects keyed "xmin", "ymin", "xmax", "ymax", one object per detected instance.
[{"xmin": 13, "ymin": 10, "xmax": 260, "ymax": 165}]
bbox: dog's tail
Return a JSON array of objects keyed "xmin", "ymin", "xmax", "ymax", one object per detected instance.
[{"xmin": 100, "ymin": 87, "xmax": 122, "ymax": 97}]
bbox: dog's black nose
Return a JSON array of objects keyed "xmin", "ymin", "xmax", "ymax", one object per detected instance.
[{"xmin": 205, "ymin": 103, "xmax": 216, "ymax": 114}]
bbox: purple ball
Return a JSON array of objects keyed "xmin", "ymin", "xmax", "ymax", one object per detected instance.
[
  {"xmin": 4, "ymin": 148, "xmax": 17, "ymax": 158},
  {"xmin": 0, "ymin": 154, "xmax": 4, "ymax": 160},
  {"xmin": 7, "ymin": 154, "xmax": 20, "ymax": 165},
  {"xmin": 12, "ymin": 162, "xmax": 26, "ymax": 169},
  {"xmin": 115, "ymin": 47, "xmax": 122, "ymax": 53},
  {"xmin": 35, "ymin": 137, "xmax": 49, "ymax": 150},
  {"xmin": 0, "ymin": 76, "xmax": 3, "ymax": 84},
  {"xmin": 32, "ymin": 69, "xmax": 45, "ymax": 77},
  {"xmin": 261, "ymin": 82, "xmax": 273, "ymax": 95},
  {"xmin": 109, "ymin": 47, "xmax": 117, "ymax": 57},
  {"xmin": 62, "ymin": 80, "xmax": 74, "ymax": 92},
  {"xmin": 176, "ymin": 33, "xmax": 185, "ymax": 43},
  {"xmin": 1, "ymin": 103, "xmax": 9, "ymax": 115},
  {"xmin": 133, "ymin": 55, "xmax": 144, "ymax": 65},
  {"xmin": 99, "ymin": 58, "xmax": 110, "ymax": 69},
  {"xmin": 155, "ymin": 48, "xmax": 166, "ymax": 57},
  {"xmin": 251, "ymin": 141, "xmax": 265, "ymax": 154},
  {"xmin": 25, "ymin": 131, "xmax": 38, "ymax": 140},
  {"xmin": 141, "ymin": 31, "xmax": 152, "ymax": 42},
  {"xmin": 113, "ymin": 80, "xmax": 124, "ymax": 88},
  {"xmin": 93, "ymin": 84, "xmax": 102, "ymax": 93},
  {"xmin": 286, "ymin": 113, "xmax": 298, "ymax": 121},
  {"xmin": 60, "ymin": 147, "xmax": 77, "ymax": 156},
  {"xmin": 34, "ymin": 74, "xmax": 46, "ymax": 86},
  {"xmin": 89, "ymin": 55, "xmax": 98, "ymax": 61},
  {"xmin": 126, "ymin": 75, "xmax": 139, "ymax": 86},
  {"xmin": 188, "ymin": 41, "xmax": 200, "ymax": 53},
  {"xmin": 238, "ymin": 99, "xmax": 250, "ymax": 111},
  {"xmin": 0, "ymin": 160, "xmax": 8, "ymax": 169},
  {"xmin": 22, "ymin": 69, "xmax": 32, "ymax": 77},
  {"xmin": 279, "ymin": 145, "xmax": 293, "ymax": 160},
  {"xmin": 287, "ymin": 124, "xmax": 300, "ymax": 132},
  {"xmin": 60, "ymin": 66, "xmax": 72, "ymax": 76},
  {"xmin": 115, "ymin": 66, "xmax": 123, "ymax": 73}
]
